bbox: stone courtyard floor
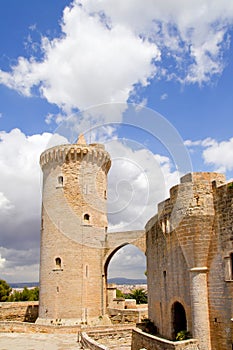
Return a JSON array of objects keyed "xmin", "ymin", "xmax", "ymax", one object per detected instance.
[
  {"xmin": 0, "ymin": 332, "xmax": 132, "ymax": 349},
  {"xmin": 0, "ymin": 333, "xmax": 81, "ymax": 350}
]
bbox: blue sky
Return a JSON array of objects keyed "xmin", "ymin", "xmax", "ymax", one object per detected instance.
[{"xmin": 0, "ymin": 0, "xmax": 233, "ymax": 282}]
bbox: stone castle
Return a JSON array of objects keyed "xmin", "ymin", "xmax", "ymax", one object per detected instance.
[{"xmin": 38, "ymin": 136, "xmax": 233, "ymax": 350}]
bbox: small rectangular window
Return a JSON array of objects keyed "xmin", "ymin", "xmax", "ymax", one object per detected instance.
[
  {"xmin": 85, "ymin": 265, "xmax": 89, "ymax": 278},
  {"xmin": 224, "ymin": 255, "xmax": 233, "ymax": 281},
  {"xmin": 83, "ymin": 184, "xmax": 88, "ymax": 194},
  {"xmin": 231, "ymin": 253, "xmax": 233, "ymax": 280},
  {"xmin": 58, "ymin": 176, "xmax": 63, "ymax": 186}
]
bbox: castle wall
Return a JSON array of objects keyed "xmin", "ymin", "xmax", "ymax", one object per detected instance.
[
  {"xmin": 146, "ymin": 216, "xmax": 191, "ymax": 339},
  {"xmin": 207, "ymin": 182, "xmax": 233, "ymax": 350},
  {"xmin": 146, "ymin": 172, "xmax": 233, "ymax": 350}
]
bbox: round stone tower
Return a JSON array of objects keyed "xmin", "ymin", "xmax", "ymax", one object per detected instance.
[{"xmin": 37, "ymin": 135, "xmax": 111, "ymax": 325}]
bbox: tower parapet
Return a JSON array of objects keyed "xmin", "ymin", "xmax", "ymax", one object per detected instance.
[{"xmin": 40, "ymin": 143, "xmax": 111, "ymax": 171}]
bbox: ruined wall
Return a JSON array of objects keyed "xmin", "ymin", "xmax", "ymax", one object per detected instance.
[{"xmin": 0, "ymin": 301, "xmax": 38, "ymax": 322}]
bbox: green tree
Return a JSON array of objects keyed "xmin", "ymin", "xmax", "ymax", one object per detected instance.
[
  {"xmin": 116, "ymin": 288, "xmax": 124, "ymax": 298},
  {"xmin": 127, "ymin": 288, "xmax": 147, "ymax": 304},
  {"xmin": 0, "ymin": 279, "xmax": 12, "ymax": 301},
  {"xmin": 30, "ymin": 286, "xmax": 39, "ymax": 301},
  {"xmin": 8, "ymin": 287, "xmax": 39, "ymax": 302}
]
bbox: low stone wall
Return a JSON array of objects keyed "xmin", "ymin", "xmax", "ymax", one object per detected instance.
[
  {"xmin": 0, "ymin": 321, "xmax": 80, "ymax": 334},
  {"xmin": 131, "ymin": 328, "xmax": 199, "ymax": 350},
  {"xmin": 108, "ymin": 307, "xmax": 148, "ymax": 323},
  {"xmin": 0, "ymin": 301, "xmax": 39, "ymax": 322},
  {"xmin": 80, "ymin": 326, "xmax": 133, "ymax": 350}
]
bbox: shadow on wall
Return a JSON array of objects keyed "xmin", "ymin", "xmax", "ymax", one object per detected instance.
[{"xmin": 24, "ymin": 304, "xmax": 39, "ymax": 322}]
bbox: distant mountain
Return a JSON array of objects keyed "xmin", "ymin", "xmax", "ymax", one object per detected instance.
[
  {"xmin": 9, "ymin": 278, "xmax": 147, "ymax": 288},
  {"xmin": 10, "ymin": 282, "xmax": 39, "ymax": 288},
  {"xmin": 108, "ymin": 277, "xmax": 147, "ymax": 285}
]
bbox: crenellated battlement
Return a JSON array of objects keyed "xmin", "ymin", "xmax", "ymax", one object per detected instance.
[{"xmin": 40, "ymin": 143, "xmax": 111, "ymax": 171}]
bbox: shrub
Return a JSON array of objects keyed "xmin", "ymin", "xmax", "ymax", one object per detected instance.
[{"xmin": 176, "ymin": 330, "xmax": 191, "ymax": 341}]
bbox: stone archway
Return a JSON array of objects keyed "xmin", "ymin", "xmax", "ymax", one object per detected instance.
[
  {"xmin": 104, "ymin": 243, "xmax": 128, "ymax": 281},
  {"xmin": 171, "ymin": 301, "xmax": 187, "ymax": 339},
  {"xmin": 102, "ymin": 230, "xmax": 146, "ymax": 313},
  {"xmin": 105, "ymin": 244, "xmax": 146, "ymax": 280}
]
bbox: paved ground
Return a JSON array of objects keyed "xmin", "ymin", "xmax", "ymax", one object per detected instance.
[{"xmin": 0, "ymin": 333, "xmax": 81, "ymax": 350}]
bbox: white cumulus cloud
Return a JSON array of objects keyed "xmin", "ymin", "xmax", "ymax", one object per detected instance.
[
  {"xmin": 0, "ymin": 0, "xmax": 232, "ymax": 124},
  {"xmin": 0, "ymin": 2, "xmax": 159, "ymax": 118},
  {"xmin": 106, "ymin": 139, "xmax": 179, "ymax": 231},
  {"xmin": 202, "ymin": 138, "xmax": 233, "ymax": 172},
  {"xmin": 0, "ymin": 254, "xmax": 6, "ymax": 269},
  {"xmin": 0, "ymin": 129, "xmax": 67, "ymax": 282},
  {"xmin": 185, "ymin": 137, "xmax": 233, "ymax": 174},
  {"xmin": 0, "ymin": 128, "xmax": 181, "ymax": 281}
]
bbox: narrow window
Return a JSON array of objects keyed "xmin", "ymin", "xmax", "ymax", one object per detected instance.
[
  {"xmin": 104, "ymin": 190, "xmax": 107, "ymax": 199},
  {"xmin": 231, "ymin": 253, "xmax": 233, "ymax": 280},
  {"xmin": 166, "ymin": 218, "xmax": 170, "ymax": 234},
  {"xmin": 58, "ymin": 176, "xmax": 63, "ymax": 186},
  {"xmin": 161, "ymin": 220, "xmax": 166, "ymax": 234},
  {"xmin": 85, "ymin": 265, "xmax": 89, "ymax": 278},
  {"xmin": 83, "ymin": 184, "xmax": 88, "ymax": 195},
  {"xmin": 84, "ymin": 213, "xmax": 90, "ymax": 222},
  {"xmin": 55, "ymin": 257, "xmax": 61, "ymax": 268}
]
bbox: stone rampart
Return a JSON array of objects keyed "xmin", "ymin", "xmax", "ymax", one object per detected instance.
[{"xmin": 131, "ymin": 328, "xmax": 199, "ymax": 350}]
